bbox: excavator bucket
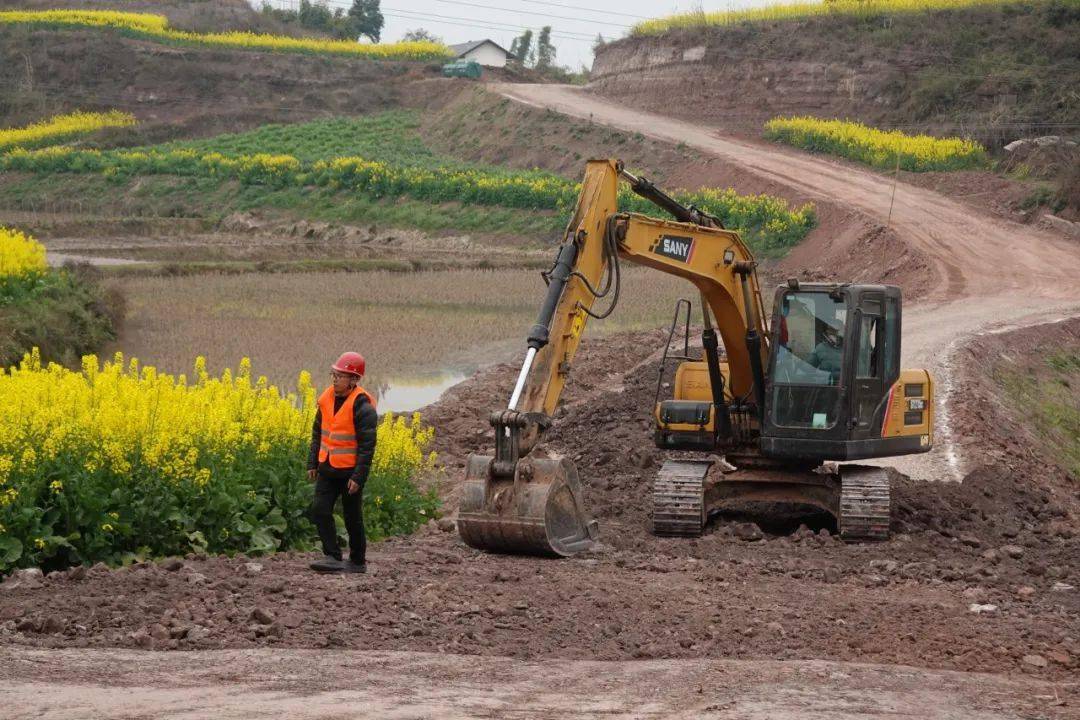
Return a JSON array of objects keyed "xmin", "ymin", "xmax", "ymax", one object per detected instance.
[{"xmin": 458, "ymin": 453, "xmax": 598, "ymax": 557}]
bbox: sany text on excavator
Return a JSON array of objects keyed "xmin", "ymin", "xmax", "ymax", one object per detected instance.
[{"xmin": 458, "ymin": 159, "xmax": 934, "ymax": 556}]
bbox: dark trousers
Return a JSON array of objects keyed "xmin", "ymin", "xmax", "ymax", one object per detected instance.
[{"xmin": 309, "ymin": 472, "xmax": 366, "ymax": 564}]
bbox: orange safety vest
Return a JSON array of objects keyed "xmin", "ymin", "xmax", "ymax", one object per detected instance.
[{"xmin": 317, "ymin": 385, "xmax": 376, "ymax": 469}]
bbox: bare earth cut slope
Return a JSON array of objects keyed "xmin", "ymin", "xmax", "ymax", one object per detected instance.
[{"xmin": 590, "ymin": 2, "xmax": 1079, "ymax": 145}]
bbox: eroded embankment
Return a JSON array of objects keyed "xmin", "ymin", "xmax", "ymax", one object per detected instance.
[
  {"xmin": 0, "ymin": 25, "xmax": 415, "ymax": 141},
  {"xmin": 589, "ymin": 3, "xmax": 1078, "ymax": 146}
]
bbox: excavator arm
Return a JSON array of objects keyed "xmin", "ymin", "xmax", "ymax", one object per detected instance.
[
  {"xmin": 458, "ymin": 159, "xmax": 770, "ymax": 556},
  {"xmin": 515, "ymin": 160, "xmax": 769, "ymax": 420}
]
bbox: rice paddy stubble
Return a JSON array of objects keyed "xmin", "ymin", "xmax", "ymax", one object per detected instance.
[{"xmin": 110, "ymin": 268, "xmax": 691, "ymax": 394}]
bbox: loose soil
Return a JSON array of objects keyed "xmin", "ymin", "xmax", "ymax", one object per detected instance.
[
  {"xmin": 2, "ymin": 325, "xmax": 1077, "ymax": 700},
  {"xmin": 1, "ymin": 647, "xmax": 1070, "ymax": 720}
]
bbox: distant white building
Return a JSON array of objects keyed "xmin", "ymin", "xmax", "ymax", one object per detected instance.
[{"xmin": 449, "ymin": 40, "xmax": 514, "ymax": 68}]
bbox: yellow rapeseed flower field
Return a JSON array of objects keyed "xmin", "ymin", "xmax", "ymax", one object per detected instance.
[
  {"xmin": 0, "ymin": 146, "xmax": 816, "ymax": 251},
  {"xmin": 0, "ymin": 10, "xmax": 452, "ymax": 60},
  {"xmin": 764, "ymin": 116, "xmax": 988, "ymax": 171},
  {"xmin": 0, "ymin": 227, "xmax": 47, "ymax": 283},
  {"xmin": 0, "ymin": 110, "xmax": 136, "ymax": 151},
  {"xmin": 633, "ymin": 0, "xmax": 1036, "ymax": 35},
  {"xmin": 0, "ymin": 350, "xmax": 439, "ymax": 571}
]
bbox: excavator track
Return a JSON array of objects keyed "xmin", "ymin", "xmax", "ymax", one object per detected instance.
[
  {"xmin": 838, "ymin": 466, "xmax": 892, "ymax": 541},
  {"xmin": 651, "ymin": 460, "xmax": 711, "ymax": 537}
]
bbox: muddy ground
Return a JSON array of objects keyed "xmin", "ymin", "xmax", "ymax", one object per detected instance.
[
  {"xmin": 2, "ymin": 647, "xmax": 1070, "ymax": 720},
  {"xmin": 2, "ymin": 327, "xmax": 1077, "ymax": 701}
]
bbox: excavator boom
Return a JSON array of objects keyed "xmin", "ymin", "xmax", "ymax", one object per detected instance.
[{"xmin": 458, "ymin": 159, "xmax": 768, "ymax": 556}]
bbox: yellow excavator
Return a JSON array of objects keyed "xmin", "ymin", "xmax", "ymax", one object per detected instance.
[{"xmin": 458, "ymin": 159, "xmax": 934, "ymax": 556}]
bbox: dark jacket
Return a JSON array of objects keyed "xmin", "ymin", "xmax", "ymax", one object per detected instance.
[
  {"xmin": 808, "ymin": 340, "xmax": 843, "ymax": 374},
  {"xmin": 307, "ymin": 393, "xmax": 378, "ymax": 485}
]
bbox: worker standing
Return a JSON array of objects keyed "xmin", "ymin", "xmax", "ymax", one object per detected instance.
[{"xmin": 307, "ymin": 352, "xmax": 378, "ymax": 573}]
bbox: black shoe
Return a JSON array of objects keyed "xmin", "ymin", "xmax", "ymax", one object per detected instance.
[
  {"xmin": 310, "ymin": 555, "xmax": 345, "ymax": 572},
  {"xmin": 343, "ymin": 560, "xmax": 367, "ymax": 574}
]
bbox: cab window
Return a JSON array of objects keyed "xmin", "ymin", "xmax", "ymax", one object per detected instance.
[
  {"xmin": 857, "ymin": 315, "xmax": 880, "ymax": 378},
  {"xmin": 772, "ymin": 291, "xmax": 848, "ymax": 430}
]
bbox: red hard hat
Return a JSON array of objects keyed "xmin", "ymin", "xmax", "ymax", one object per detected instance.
[{"xmin": 331, "ymin": 351, "xmax": 365, "ymax": 377}]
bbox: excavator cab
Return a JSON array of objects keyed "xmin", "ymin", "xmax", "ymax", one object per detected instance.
[
  {"xmin": 760, "ymin": 282, "xmax": 933, "ymax": 462},
  {"xmin": 649, "ymin": 283, "xmax": 934, "ymax": 540}
]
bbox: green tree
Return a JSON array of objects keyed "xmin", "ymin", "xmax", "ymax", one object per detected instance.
[
  {"xmin": 402, "ymin": 28, "xmax": 442, "ymax": 43},
  {"xmin": 509, "ymin": 29, "xmax": 533, "ymax": 66},
  {"xmin": 348, "ymin": 0, "xmax": 384, "ymax": 42},
  {"xmin": 298, "ymin": 0, "xmax": 335, "ymax": 34},
  {"xmin": 260, "ymin": 1, "xmax": 352, "ymax": 38},
  {"xmin": 535, "ymin": 25, "xmax": 555, "ymax": 71}
]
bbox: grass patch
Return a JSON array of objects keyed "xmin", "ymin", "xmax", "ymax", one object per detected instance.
[
  {"xmin": 0, "ymin": 266, "xmax": 121, "ymax": 368},
  {"xmin": 0, "ymin": 10, "xmax": 450, "ymax": 60},
  {"xmin": 2, "ymin": 145, "xmax": 816, "ymax": 253},
  {"xmin": 0, "ymin": 173, "xmax": 563, "ymax": 241},
  {"xmin": 996, "ymin": 346, "xmax": 1080, "ymax": 478},
  {"xmin": 632, "ymin": 0, "xmax": 1061, "ymax": 35},
  {"xmin": 144, "ymin": 112, "xmax": 440, "ymax": 165},
  {"xmin": 0, "ymin": 228, "xmax": 120, "ymax": 367},
  {"xmin": 1018, "ymin": 185, "xmax": 1068, "ymax": 214}
]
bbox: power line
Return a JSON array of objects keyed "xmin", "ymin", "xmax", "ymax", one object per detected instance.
[
  {"xmin": 428, "ymin": 0, "xmax": 635, "ymax": 30},
  {"xmin": 266, "ymin": 0, "xmax": 606, "ymax": 42},
  {"xmin": 516, "ymin": 0, "xmax": 651, "ymax": 21},
  {"xmin": 382, "ymin": 6, "xmax": 602, "ymax": 41},
  {"xmin": 382, "ymin": 8, "xmax": 597, "ymax": 41},
  {"xmin": 383, "ymin": 12, "xmax": 594, "ymax": 43}
]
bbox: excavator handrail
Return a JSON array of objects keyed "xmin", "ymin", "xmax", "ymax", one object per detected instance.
[{"xmin": 653, "ymin": 298, "xmax": 697, "ymax": 412}]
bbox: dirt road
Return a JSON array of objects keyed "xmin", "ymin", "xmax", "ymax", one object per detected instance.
[
  {"xmin": 2, "ymin": 647, "xmax": 1068, "ymax": 720},
  {"xmin": 493, "ymin": 83, "xmax": 1080, "ymax": 302},
  {"xmin": 493, "ymin": 83, "xmax": 1080, "ymax": 482}
]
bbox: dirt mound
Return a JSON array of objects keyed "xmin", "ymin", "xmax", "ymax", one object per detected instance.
[
  {"xmin": 421, "ymin": 328, "xmax": 668, "ymax": 506},
  {"xmin": 534, "ymin": 323, "xmax": 1077, "ymax": 557}
]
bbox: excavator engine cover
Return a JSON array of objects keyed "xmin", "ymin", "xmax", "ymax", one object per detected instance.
[{"xmin": 458, "ymin": 453, "xmax": 598, "ymax": 557}]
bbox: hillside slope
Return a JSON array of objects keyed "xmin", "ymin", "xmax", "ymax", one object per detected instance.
[
  {"xmin": 1, "ymin": 0, "xmax": 312, "ymax": 35},
  {"xmin": 591, "ymin": 1, "xmax": 1079, "ymax": 146},
  {"xmin": 0, "ymin": 25, "xmax": 422, "ymax": 139}
]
